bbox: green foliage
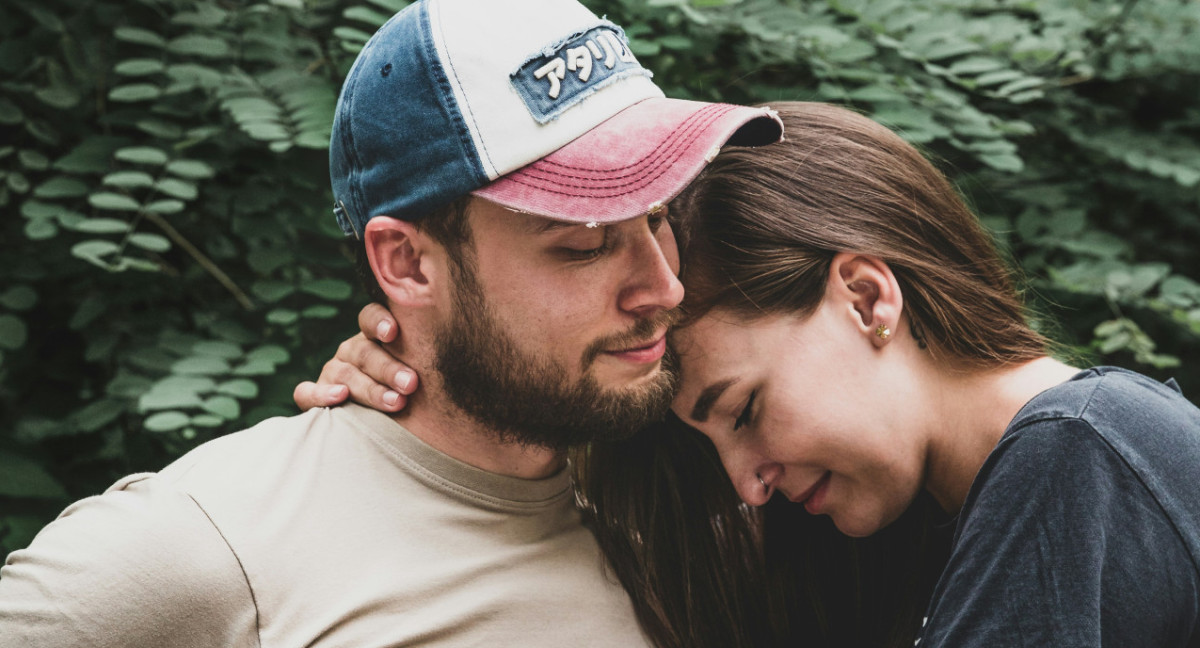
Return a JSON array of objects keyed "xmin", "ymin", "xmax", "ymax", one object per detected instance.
[{"xmin": 1, "ymin": 0, "xmax": 1198, "ymax": 555}]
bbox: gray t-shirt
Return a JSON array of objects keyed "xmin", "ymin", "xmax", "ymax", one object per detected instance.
[
  {"xmin": 0, "ymin": 404, "xmax": 650, "ymax": 647},
  {"xmin": 916, "ymin": 367, "xmax": 1200, "ymax": 647}
]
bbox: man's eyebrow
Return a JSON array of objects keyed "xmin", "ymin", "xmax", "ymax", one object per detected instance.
[
  {"xmin": 529, "ymin": 219, "xmax": 583, "ymax": 235},
  {"xmin": 689, "ymin": 378, "xmax": 737, "ymax": 423}
]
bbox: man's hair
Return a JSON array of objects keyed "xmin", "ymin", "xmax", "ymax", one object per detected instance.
[{"xmin": 354, "ymin": 196, "xmax": 474, "ymax": 304}]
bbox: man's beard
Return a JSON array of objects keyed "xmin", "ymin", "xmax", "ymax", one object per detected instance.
[{"xmin": 433, "ymin": 255, "xmax": 678, "ymax": 453}]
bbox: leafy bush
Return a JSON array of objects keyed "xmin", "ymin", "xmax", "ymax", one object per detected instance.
[{"xmin": 2, "ymin": 0, "xmax": 1197, "ymax": 555}]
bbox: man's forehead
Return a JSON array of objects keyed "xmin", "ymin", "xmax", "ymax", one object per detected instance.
[{"xmin": 468, "ymin": 197, "xmax": 610, "ymax": 235}]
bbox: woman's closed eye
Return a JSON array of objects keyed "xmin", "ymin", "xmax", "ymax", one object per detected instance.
[{"xmin": 734, "ymin": 390, "xmax": 757, "ymax": 431}]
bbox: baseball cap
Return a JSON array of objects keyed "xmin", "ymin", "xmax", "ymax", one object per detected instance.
[{"xmin": 330, "ymin": 0, "xmax": 783, "ymax": 237}]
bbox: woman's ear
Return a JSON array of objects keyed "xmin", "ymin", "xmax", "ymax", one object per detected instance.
[
  {"xmin": 363, "ymin": 217, "xmax": 438, "ymax": 307},
  {"xmin": 827, "ymin": 253, "xmax": 903, "ymax": 347}
]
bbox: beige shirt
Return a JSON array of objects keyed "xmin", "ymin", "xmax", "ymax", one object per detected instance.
[{"xmin": 0, "ymin": 405, "xmax": 650, "ymax": 647}]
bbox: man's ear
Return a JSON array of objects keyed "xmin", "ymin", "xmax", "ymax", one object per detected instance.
[
  {"xmin": 363, "ymin": 216, "xmax": 439, "ymax": 307},
  {"xmin": 826, "ymin": 252, "xmax": 903, "ymax": 347}
]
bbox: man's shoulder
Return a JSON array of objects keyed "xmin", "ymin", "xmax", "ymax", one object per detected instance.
[{"xmin": 155, "ymin": 404, "xmax": 386, "ymax": 495}]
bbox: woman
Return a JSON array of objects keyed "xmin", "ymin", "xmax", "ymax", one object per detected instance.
[{"xmin": 298, "ymin": 102, "xmax": 1200, "ymax": 647}]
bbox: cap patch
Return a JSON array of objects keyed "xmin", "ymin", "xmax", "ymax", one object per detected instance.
[{"xmin": 511, "ymin": 24, "xmax": 651, "ymax": 124}]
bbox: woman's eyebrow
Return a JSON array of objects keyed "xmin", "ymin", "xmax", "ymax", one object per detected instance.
[{"xmin": 689, "ymin": 378, "xmax": 738, "ymax": 423}]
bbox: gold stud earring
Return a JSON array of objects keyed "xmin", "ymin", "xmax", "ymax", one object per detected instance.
[{"xmin": 875, "ymin": 323, "xmax": 891, "ymax": 340}]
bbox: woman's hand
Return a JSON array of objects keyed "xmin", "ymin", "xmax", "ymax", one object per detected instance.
[{"xmin": 292, "ymin": 303, "xmax": 418, "ymax": 413}]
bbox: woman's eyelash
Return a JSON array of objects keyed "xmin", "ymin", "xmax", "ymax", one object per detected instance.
[{"xmin": 734, "ymin": 390, "xmax": 756, "ymax": 431}]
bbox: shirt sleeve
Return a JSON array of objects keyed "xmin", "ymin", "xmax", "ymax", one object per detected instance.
[
  {"xmin": 916, "ymin": 418, "xmax": 1199, "ymax": 648},
  {"xmin": 0, "ymin": 473, "xmax": 260, "ymax": 648}
]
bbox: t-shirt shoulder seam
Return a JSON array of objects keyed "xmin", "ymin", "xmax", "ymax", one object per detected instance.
[
  {"xmin": 1008, "ymin": 414, "xmax": 1200, "ymax": 580},
  {"xmin": 183, "ymin": 492, "xmax": 264, "ymax": 647}
]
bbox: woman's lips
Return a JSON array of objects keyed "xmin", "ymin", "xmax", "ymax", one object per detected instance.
[
  {"xmin": 791, "ymin": 472, "xmax": 832, "ymax": 514},
  {"xmin": 603, "ymin": 335, "xmax": 666, "ymax": 364}
]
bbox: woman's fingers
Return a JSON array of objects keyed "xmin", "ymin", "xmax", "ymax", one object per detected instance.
[
  {"xmin": 358, "ymin": 302, "xmax": 398, "ymax": 343},
  {"xmin": 293, "ymin": 382, "xmax": 350, "ymax": 411},
  {"xmin": 293, "ymin": 304, "xmax": 418, "ymax": 413}
]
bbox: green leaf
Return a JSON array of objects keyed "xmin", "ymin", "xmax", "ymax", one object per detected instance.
[
  {"xmin": 978, "ymin": 153, "xmax": 1024, "ymax": 173},
  {"xmin": 19, "ymin": 150, "xmax": 50, "ymax": 171},
  {"xmin": 165, "ymin": 160, "xmax": 216, "ymax": 179},
  {"xmin": 145, "ymin": 411, "xmax": 191, "ymax": 432},
  {"xmin": 114, "ymin": 59, "xmax": 166, "ymax": 76},
  {"xmin": 89, "ymin": 192, "xmax": 141, "ymax": 211},
  {"xmin": 103, "ymin": 171, "xmax": 155, "ymax": 188},
  {"xmin": 202, "ymin": 395, "xmax": 240, "ymax": 419},
  {"xmin": 19, "ymin": 200, "xmax": 60, "ymax": 220},
  {"xmin": 172, "ymin": 4, "xmax": 228, "ymax": 28},
  {"xmin": 252, "ymin": 280, "xmax": 296, "ymax": 302},
  {"xmin": 190, "ymin": 414, "xmax": 225, "ymax": 427},
  {"xmin": 114, "ymin": 27, "xmax": 167, "ymax": 48},
  {"xmin": 135, "ymin": 119, "xmax": 183, "ymax": 139},
  {"xmin": 974, "ymin": 70, "xmax": 1025, "ymax": 87},
  {"xmin": 246, "ymin": 345, "xmax": 290, "ymax": 364},
  {"xmin": 165, "ymin": 63, "xmax": 224, "ymax": 90},
  {"xmin": 0, "ymin": 99, "xmax": 23, "ymax": 124},
  {"xmin": 73, "ymin": 218, "xmax": 132, "ymax": 234},
  {"xmin": 232, "ymin": 359, "xmax": 278, "ymax": 376},
  {"xmin": 115, "ymin": 147, "xmax": 169, "ymax": 165},
  {"xmin": 300, "ymin": 278, "xmax": 353, "ymax": 300},
  {"xmin": 995, "ymin": 77, "xmax": 1044, "ymax": 97},
  {"xmin": 25, "ymin": 218, "xmax": 58, "ymax": 240},
  {"xmin": 167, "ymin": 35, "xmax": 231, "ymax": 58},
  {"xmin": 267, "ymin": 308, "xmax": 299, "ymax": 325},
  {"xmin": 128, "ymin": 233, "xmax": 171, "ymax": 252},
  {"xmin": 343, "ymin": 6, "xmax": 392, "ymax": 25},
  {"xmin": 826, "ymin": 40, "xmax": 876, "ymax": 63},
  {"xmin": 109, "ymin": 84, "xmax": 163, "ymax": 102},
  {"xmin": 139, "ymin": 387, "xmax": 205, "ymax": 411},
  {"xmin": 171, "ymin": 356, "xmax": 232, "ymax": 375},
  {"xmin": 216, "ymin": 379, "xmax": 259, "ymax": 398},
  {"xmin": 71, "ymin": 240, "xmax": 120, "ymax": 264},
  {"xmin": 67, "ymin": 399, "xmax": 127, "ymax": 433},
  {"xmin": 302, "ymin": 305, "xmax": 338, "ymax": 319},
  {"xmin": 55, "ymin": 137, "xmax": 127, "ymax": 173},
  {"xmin": 34, "ymin": 85, "xmax": 80, "ymax": 109},
  {"xmin": 0, "ymin": 315, "xmax": 28, "ymax": 350},
  {"xmin": 7, "ymin": 173, "xmax": 29, "ymax": 193},
  {"xmin": 0, "ymin": 285, "xmax": 37, "ymax": 311},
  {"xmin": 193, "ymin": 340, "xmax": 243, "ymax": 359},
  {"xmin": 146, "ymin": 199, "xmax": 185, "ymax": 214},
  {"xmin": 917, "ymin": 39, "xmax": 982, "ymax": 61},
  {"xmin": 33, "ymin": 176, "xmax": 89, "ymax": 198},
  {"xmin": 154, "ymin": 178, "xmax": 198, "ymax": 200},
  {"xmin": 0, "ymin": 451, "xmax": 68, "ymax": 498}
]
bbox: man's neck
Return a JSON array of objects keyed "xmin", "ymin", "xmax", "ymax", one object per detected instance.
[{"xmin": 387, "ymin": 386, "xmax": 568, "ymax": 481}]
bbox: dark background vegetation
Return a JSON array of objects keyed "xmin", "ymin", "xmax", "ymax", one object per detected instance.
[{"xmin": 2, "ymin": 0, "xmax": 1198, "ymax": 555}]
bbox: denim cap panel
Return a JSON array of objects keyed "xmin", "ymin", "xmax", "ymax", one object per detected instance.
[{"xmin": 330, "ymin": 1, "xmax": 487, "ymax": 237}]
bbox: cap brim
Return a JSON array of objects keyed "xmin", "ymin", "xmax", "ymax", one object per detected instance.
[{"xmin": 471, "ymin": 98, "xmax": 783, "ymax": 223}]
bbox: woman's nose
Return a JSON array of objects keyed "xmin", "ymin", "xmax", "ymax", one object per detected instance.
[{"xmin": 731, "ymin": 461, "xmax": 783, "ymax": 507}]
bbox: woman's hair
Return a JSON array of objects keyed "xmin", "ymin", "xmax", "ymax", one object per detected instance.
[
  {"xmin": 674, "ymin": 101, "xmax": 1047, "ymax": 368},
  {"xmin": 577, "ymin": 102, "xmax": 1050, "ymax": 647}
]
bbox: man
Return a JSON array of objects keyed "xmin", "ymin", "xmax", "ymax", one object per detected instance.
[{"xmin": 0, "ymin": 0, "xmax": 780, "ymax": 645}]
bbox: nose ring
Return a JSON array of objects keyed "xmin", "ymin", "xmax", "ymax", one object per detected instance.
[{"xmin": 756, "ymin": 473, "xmax": 768, "ymax": 494}]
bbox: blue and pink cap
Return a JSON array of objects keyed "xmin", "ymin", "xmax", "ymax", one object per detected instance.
[{"xmin": 330, "ymin": 0, "xmax": 783, "ymax": 237}]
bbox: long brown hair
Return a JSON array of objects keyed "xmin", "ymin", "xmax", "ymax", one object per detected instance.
[{"xmin": 576, "ymin": 102, "xmax": 1050, "ymax": 647}]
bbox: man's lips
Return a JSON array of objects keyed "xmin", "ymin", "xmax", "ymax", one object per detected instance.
[{"xmin": 602, "ymin": 334, "xmax": 667, "ymax": 363}]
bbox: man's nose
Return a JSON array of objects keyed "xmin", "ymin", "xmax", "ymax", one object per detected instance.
[{"xmin": 618, "ymin": 222, "xmax": 684, "ymax": 317}]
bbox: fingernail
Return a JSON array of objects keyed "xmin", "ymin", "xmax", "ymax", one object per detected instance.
[
  {"xmin": 383, "ymin": 391, "xmax": 400, "ymax": 407},
  {"xmin": 377, "ymin": 320, "xmax": 392, "ymax": 339},
  {"xmin": 327, "ymin": 385, "xmax": 346, "ymax": 400},
  {"xmin": 394, "ymin": 371, "xmax": 412, "ymax": 392}
]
